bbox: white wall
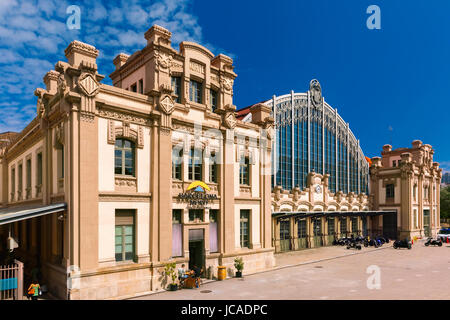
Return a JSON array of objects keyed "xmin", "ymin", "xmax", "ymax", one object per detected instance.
[
  {"xmin": 98, "ymin": 118, "xmax": 115, "ymax": 191},
  {"xmin": 98, "ymin": 201, "xmax": 150, "ymax": 262},
  {"xmin": 234, "ymin": 204, "xmax": 261, "ymax": 250},
  {"xmin": 7, "ymin": 139, "xmax": 43, "ymax": 199}
]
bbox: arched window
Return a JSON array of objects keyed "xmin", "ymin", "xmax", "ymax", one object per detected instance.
[{"xmin": 115, "ymin": 139, "xmax": 135, "ymax": 176}]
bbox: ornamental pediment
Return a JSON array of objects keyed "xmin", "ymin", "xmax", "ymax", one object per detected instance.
[{"xmin": 78, "ymin": 73, "xmax": 100, "ymax": 97}]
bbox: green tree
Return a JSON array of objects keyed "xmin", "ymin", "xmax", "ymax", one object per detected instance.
[{"xmin": 440, "ymin": 186, "xmax": 450, "ymax": 220}]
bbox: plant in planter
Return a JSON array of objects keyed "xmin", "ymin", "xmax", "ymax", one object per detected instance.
[
  {"xmin": 234, "ymin": 257, "xmax": 244, "ymax": 278},
  {"xmin": 164, "ymin": 262, "xmax": 178, "ymax": 291}
]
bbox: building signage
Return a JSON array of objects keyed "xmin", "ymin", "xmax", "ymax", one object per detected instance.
[{"xmin": 178, "ymin": 181, "xmax": 218, "ymax": 207}]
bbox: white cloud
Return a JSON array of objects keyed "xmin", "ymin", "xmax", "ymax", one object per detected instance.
[
  {"xmin": 0, "ymin": 50, "xmax": 22, "ymax": 63},
  {"xmin": 0, "ymin": 0, "xmax": 232, "ymax": 133}
]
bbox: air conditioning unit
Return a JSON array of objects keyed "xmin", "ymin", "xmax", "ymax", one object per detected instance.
[{"xmin": 7, "ymin": 236, "xmax": 18, "ymax": 252}]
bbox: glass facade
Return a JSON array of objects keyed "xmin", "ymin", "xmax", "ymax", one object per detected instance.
[{"xmin": 269, "ymin": 90, "xmax": 369, "ymax": 194}]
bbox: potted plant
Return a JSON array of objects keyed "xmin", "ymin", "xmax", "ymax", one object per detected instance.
[
  {"xmin": 164, "ymin": 262, "xmax": 178, "ymax": 291},
  {"xmin": 234, "ymin": 257, "xmax": 244, "ymax": 278}
]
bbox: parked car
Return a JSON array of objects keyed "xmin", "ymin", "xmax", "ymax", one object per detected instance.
[
  {"xmin": 425, "ymin": 237, "xmax": 443, "ymax": 247},
  {"xmin": 393, "ymin": 239, "xmax": 412, "ymax": 249},
  {"xmin": 437, "ymin": 228, "xmax": 450, "ymax": 242}
]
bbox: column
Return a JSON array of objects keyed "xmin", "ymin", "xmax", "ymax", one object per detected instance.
[{"xmin": 222, "ymin": 129, "xmax": 235, "ymax": 253}]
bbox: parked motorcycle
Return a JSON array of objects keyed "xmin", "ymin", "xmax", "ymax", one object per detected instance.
[
  {"xmin": 376, "ymin": 236, "xmax": 389, "ymax": 244},
  {"xmin": 393, "ymin": 239, "xmax": 412, "ymax": 249},
  {"xmin": 346, "ymin": 241, "xmax": 362, "ymax": 250},
  {"xmin": 425, "ymin": 238, "xmax": 442, "ymax": 247}
]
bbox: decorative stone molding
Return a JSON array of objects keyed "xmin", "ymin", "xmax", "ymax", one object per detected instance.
[
  {"xmin": 159, "ymin": 95, "xmax": 175, "ymax": 115},
  {"xmin": 80, "ymin": 112, "xmax": 95, "ymax": 123},
  {"xmin": 309, "ymin": 79, "xmax": 322, "ymax": 107},
  {"xmin": 98, "ymin": 109, "xmax": 150, "ymax": 126},
  {"xmin": 115, "ymin": 176, "xmax": 137, "ymax": 187},
  {"xmin": 34, "ymin": 88, "xmax": 47, "ymax": 119},
  {"xmin": 107, "ymin": 121, "xmax": 144, "ymax": 149},
  {"xmin": 64, "ymin": 40, "xmax": 99, "ymax": 59},
  {"xmin": 78, "ymin": 72, "xmax": 100, "ymax": 97},
  {"xmin": 273, "ymin": 185, "xmax": 283, "ymax": 201},
  {"xmin": 224, "ymin": 112, "xmax": 236, "ymax": 129},
  {"xmin": 58, "ymin": 72, "xmax": 68, "ymax": 96},
  {"xmin": 107, "ymin": 120, "xmax": 115, "ymax": 144},
  {"xmin": 220, "ymin": 78, "xmax": 233, "ymax": 92},
  {"xmin": 239, "ymin": 185, "xmax": 251, "ymax": 195},
  {"xmin": 190, "ymin": 61, "xmax": 205, "ymax": 74},
  {"xmin": 155, "ymin": 52, "xmax": 173, "ymax": 70},
  {"xmin": 55, "ymin": 122, "xmax": 65, "ymax": 145}
]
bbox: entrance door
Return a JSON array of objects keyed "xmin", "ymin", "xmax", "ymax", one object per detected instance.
[
  {"xmin": 327, "ymin": 218, "xmax": 335, "ymax": 245},
  {"xmin": 362, "ymin": 216, "xmax": 368, "ymax": 237},
  {"xmin": 423, "ymin": 210, "xmax": 430, "ymax": 237},
  {"xmin": 279, "ymin": 220, "xmax": 291, "ymax": 252},
  {"xmin": 188, "ymin": 229, "xmax": 205, "ymax": 273},
  {"xmin": 297, "ymin": 219, "xmax": 307, "ymax": 250},
  {"xmin": 340, "ymin": 218, "xmax": 348, "ymax": 237},
  {"xmin": 351, "ymin": 217, "xmax": 359, "ymax": 237},
  {"xmin": 313, "ymin": 218, "xmax": 322, "ymax": 248},
  {"xmin": 383, "ymin": 213, "xmax": 398, "ymax": 240}
]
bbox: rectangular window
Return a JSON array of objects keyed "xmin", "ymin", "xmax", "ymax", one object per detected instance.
[
  {"xmin": 172, "ymin": 147, "xmax": 182, "ymax": 180},
  {"xmin": 351, "ymin": 217, "xmax": 358, "ymax": 234},
  {"xmin": 413, "ymin": 209, "xmax": 418, "ymax": 229},
  {"xmin": 209, "ymin": 152, "xmax": 218, "ymax": 183},
  {"xmin": 189, "ymin": 79, "xmax": 202, "ymax": 104},
  {"xmin": 37, "ymin": 153, "xmax": 42, "ymax": 186},
  {"xmin": 189, "ymin": 209, "xmax": 203, "ymax": 222},
  {"xmin": 340, "ymin": 218, "xmax": 347, "ymax": 235},
  {"xmin": 240, "ymin": 210, "xmax": 250, "ymax": 248},
  {"xmin": 171, "ymin": 76, "xmax": 181, "ymax": 103},
  {"xmin": 172, "ymin": 209, "xmax": 183, "ymax": 257},
  {"xmin": 138, "ymin": 79, "xmax": 143, "ymax": 94},
  {"xmin": 18, "ymin": 164, "xmax": 23, "ymax": 192},
  {"xmin": 298, "ymin": 219, "xmax": 307, "ymax": 238},
  {"xmin": 392, "ymin": 160, "xmax": 397, "ymax": 167},
  {"xmin": 209, "ymin": 210, "xmax": 219, "ymax": 253},
  {"xmin": 188, "ymin": 148, "xmax": 202, "ymax": 181},
  {"xmin": 327, "ymin": 218, "xmax": 335, "ymax": 235},
  {"xmin": 11, "ymin": 168, "xmax": 15, "ymax": 200},
  {"xmin": 210, "ymin": 89, "xmax": 218, "ymax": 112},
  {"xmin": 131, "ymin": 83, "xmax": 137, "ymax": 93},
  {"xmin": 115, "ymin": 210, "xmax": 135, "ymax": 262},
  {"xmin": 57, "ymin": 146, "xmax": 64, "ymax": 179},
  {"xmin": 386, "ymin": 184, "xmax": 395, "ymax": 199},
  {"xmin": 239, "ymin": 156, "xmax": 250, "ymax": 185},
  {"xmin": 26, "ymin": 159, "xmax": 31, "ymax": 198},
  {"xmin": 115, "ymin": 139, "xmax": 135, "ymax": 176},
  {"xmin": 26, "ymin": 159, "xmax": 31, "ymax": 188}
]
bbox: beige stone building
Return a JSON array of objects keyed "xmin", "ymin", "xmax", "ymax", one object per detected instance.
[
  {"xmin": 0, "ymin": 24, "xmax": 444, "ymax": 301},
  {"xmin": 0, "ymin": 25, "xmax": 275, "ymax": 300},
  {"xmin": 369, "ymin": 141, "xmax": 443, "ymax": 239}
]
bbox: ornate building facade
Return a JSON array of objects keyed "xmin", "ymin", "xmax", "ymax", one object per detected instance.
[
  {"xmin": 369, "ymin": 141, "xmax": 442, "ymax": 239},
  {"xmin": 0, "ymin": 25, "xmax": 275, "ymax": 300}
]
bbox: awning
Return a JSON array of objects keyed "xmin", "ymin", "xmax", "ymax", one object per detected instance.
[
  {"xmin": 0, "ymin": 203, "xmax": 67, "ymax": 226},
  {"xmin": 272, "ymin": 210, "xmax": 397, "ymax": 220}
]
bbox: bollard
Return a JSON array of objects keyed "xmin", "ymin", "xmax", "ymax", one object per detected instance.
[{"xmin": 217, "ymin": 266, "xmax": 226, "ymax": 281}]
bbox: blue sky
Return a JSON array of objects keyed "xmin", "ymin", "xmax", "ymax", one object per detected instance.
[{"xmin": 0, "ymin": 0, "xmax": 449, "ymax": 171}]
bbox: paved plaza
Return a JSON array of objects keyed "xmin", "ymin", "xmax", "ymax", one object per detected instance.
[{"xmin": 133, "ymin": 240, "xmax": 450, "ymax": 300}]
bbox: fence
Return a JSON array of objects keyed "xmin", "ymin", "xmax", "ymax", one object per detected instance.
[{"xmin": 0, "ymin": 260, "xmax": 23, "ymax": 300}]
